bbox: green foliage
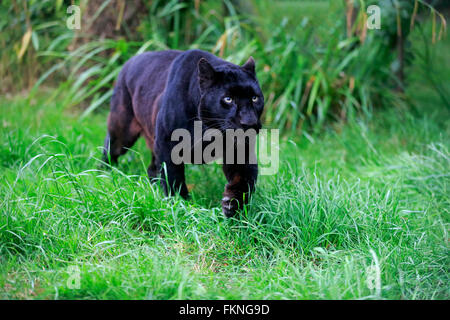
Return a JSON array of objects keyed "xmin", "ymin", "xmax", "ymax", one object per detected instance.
[
  {"xmin": 1, "ymin": 0, "xmax": 447, "ymax": 134},
  {"xmin": 0, "ymin": 1, "xmax": 448, "ymax": 300},
  {"xmin": 0, "ymin": 83, "xmax": 448, "ymax": 298},
  {"xmin": 0, "ymin": 0, "xmax": 70, "ymax": 91}
]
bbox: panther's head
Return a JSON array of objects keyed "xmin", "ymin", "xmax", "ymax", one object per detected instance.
[{"xmin": 197, "ymin": 57, "xmax": 264, "ymax": 133}]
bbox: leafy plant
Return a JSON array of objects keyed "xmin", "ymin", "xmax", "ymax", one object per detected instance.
[{"xmin": 2, "ymin": 0, "xmax": 447, "ymax": 135}]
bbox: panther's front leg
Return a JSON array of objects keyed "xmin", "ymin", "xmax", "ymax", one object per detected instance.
[
  {"xmin": 222, "ymin": 163, "xmax": 258, "ymax": 217},
  {"xmin": 160, "ymin": 161, "xmax": 189, "ymax": 199},
  {"xmin": 154, "ymin": 138, "xmax": 189, "ymax": 199}
]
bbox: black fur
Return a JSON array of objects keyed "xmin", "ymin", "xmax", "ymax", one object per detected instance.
[{"xmin": 103, "ymin": 49, "xmax": 264, "ymax": 217}]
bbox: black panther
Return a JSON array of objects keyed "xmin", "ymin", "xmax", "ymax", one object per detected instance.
[{"xmin": 103, "ymin": 49, "xmax": 264, "ymax": 217}]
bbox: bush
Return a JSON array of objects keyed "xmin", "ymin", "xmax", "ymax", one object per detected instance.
[{"xmin": 1, "ymin": 0, "xmax": 446, "ymax": 134}]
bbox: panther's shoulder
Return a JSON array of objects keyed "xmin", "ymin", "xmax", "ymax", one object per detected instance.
[{"xmin": 174, "ymin": 49, "xmax": 237, "ymax": 70}]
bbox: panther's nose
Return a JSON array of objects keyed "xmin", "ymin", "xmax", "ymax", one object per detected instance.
[
  {"xmin": 240, "ymin": 119, "xmax": 261, "ymax": 132},
  {"xmin": 240, "ymin": 118, "xmax": 258, "ymax": 127},
  {"xmin": 240, "ymin": 113, "xmax": 259, "ymax": 127},
  {"xmin": 239, "ymin": 108, "xmax": 260, "ymax": 131}
]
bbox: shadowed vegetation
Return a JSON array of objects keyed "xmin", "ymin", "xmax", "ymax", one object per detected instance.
[{"xmin": 0, "ymin": 0, "xmax": 448, "ymax": 299}]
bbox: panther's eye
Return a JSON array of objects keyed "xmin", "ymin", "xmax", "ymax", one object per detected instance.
[
  {"xmin": 252, "ymin": 96, "xmax": 259, "ymax": 103},
  {"xmin": 223, "ymin": 97, "xmax": 233, "ymax": 104}
]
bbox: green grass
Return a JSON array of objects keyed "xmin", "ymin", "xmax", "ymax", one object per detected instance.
[
  {"xmin": 0, "ymin": 3, "xmax": 449, "ymax": 299},
  {"xmin": 0, "ymin": 86, "xmax": 448, "ymax": 299}
]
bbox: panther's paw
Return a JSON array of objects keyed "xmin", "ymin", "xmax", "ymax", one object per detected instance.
[{"xmin": 221, "ymin": 196, "xmax": 239, "ymax": 218}]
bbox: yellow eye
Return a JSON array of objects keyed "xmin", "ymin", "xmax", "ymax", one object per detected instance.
[
  {"xmin": 252, "ymin": 96, "xmax": 259, "ymax": 103},
  {"xmin": 223, "ymin": 97, "xmax": 233, "ymax": 104}
]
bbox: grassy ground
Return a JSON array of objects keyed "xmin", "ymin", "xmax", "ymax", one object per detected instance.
[
  {"xmin": 1, "ymin": 17, "xmax": 449, "ymax": 301},
  {"xmin": 1, "ymin": 90, "xmax": 448, "ymax": 299}
]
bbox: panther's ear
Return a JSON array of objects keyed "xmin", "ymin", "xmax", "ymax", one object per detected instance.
[
  {"xmin": 198, "ymin": 58, "xmax": 216, "ymax": 91},
  {"xmin": 242, "ymin": 56, "xmax": 255, "ymax": 74}
]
